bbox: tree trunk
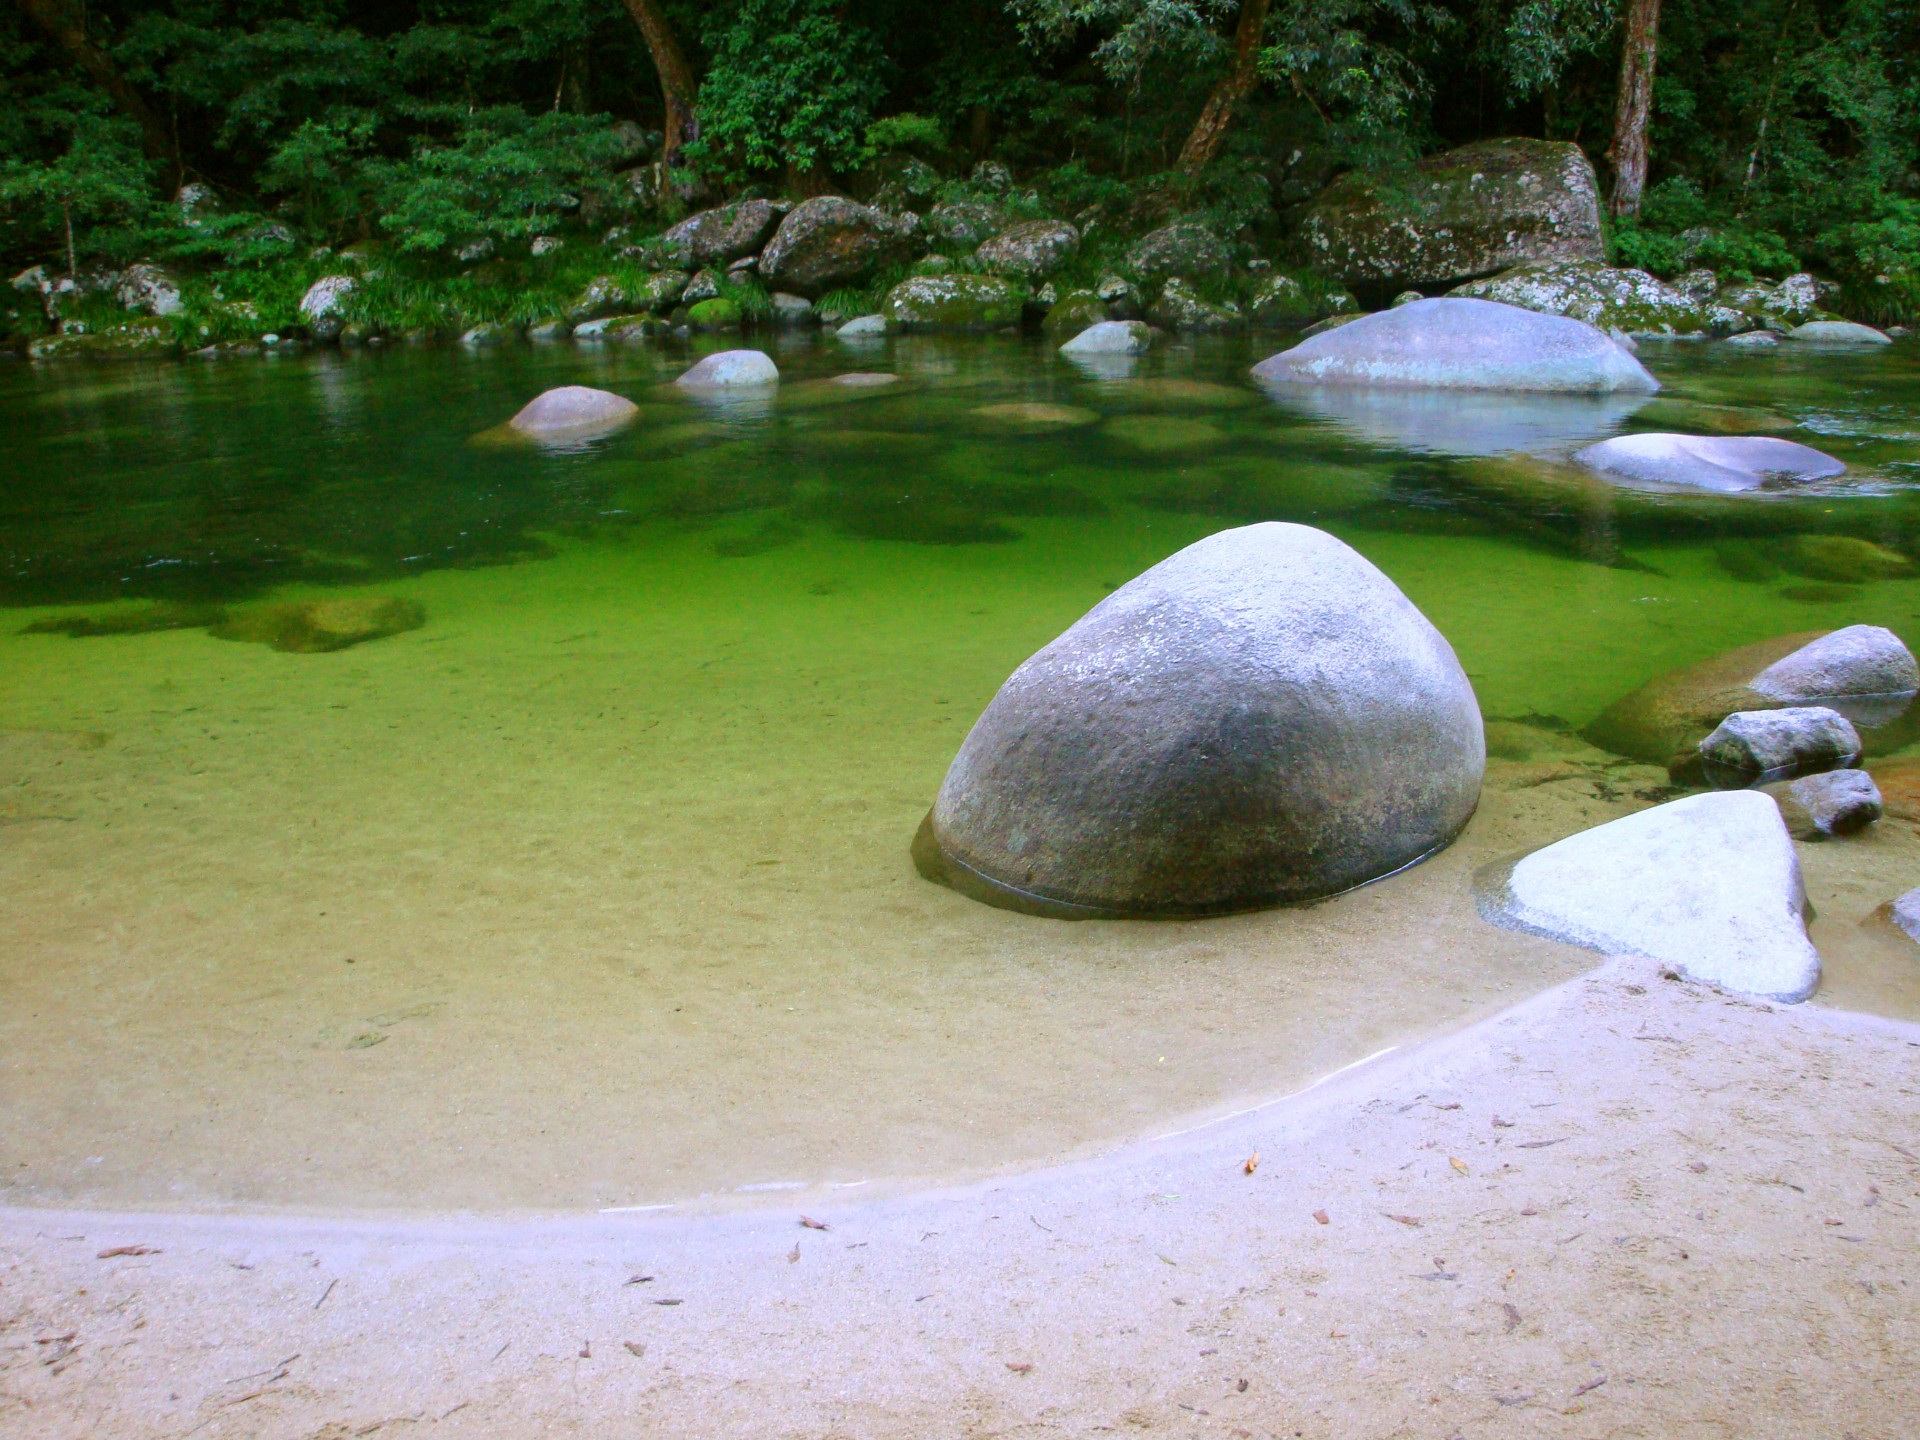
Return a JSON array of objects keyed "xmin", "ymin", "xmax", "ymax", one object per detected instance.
[
  {"xmin": 617, "ymin": 0, "xmax": 700, "ymax": 200},
  {"xmin": 1607, "ymin": 0, "xmax": 1660, "ymax": 218},
  {"xmin": 14, "ymin": 0, "xmax": 177, "ymax": 171},
  {"xmin": 1174, "ymin": 0, "xmax": 1272, "ymax": 178}
]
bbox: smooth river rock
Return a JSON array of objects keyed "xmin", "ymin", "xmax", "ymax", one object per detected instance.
[
  {"xmin": 1571, "ymin": 433, "xmax": 1846, "ymax": 493},
  {"xmin": 1788, "ymin": 320, "xmax": 1892, "ymax": 346},
  {"xmin": 676, "ymin": 350, "xmax": 779, "ymax": 388},
  {"xmin": 508, "ymin": 386, "xmax": 638, "ymax": 439},
  {"xmin": 1251, "ymin": 298, "xmax": 1658, "ymax": 394},
  {"xmin": 1060, "ymin": 320, "xmax": 1152, "ymax": 355},
  {"xmin": 914, "ymin": 522, "xmax": 1486, "ymax": 918},
  {"xmin": 1698, "ymin": 706, "xmax": 1860, "ymax": 777},
  {"xmin": 1480, "ymin": 791, "xmax": 1820, "ymax": 1002},
  {"xmin": 1583, "ymin": 626, "xmax": 1917, "ymax": 763},
  {"xmin": 1765, "ymin": 768, "xmax": 1883, "ymax": 838}
]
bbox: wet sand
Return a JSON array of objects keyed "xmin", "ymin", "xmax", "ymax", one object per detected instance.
[{"xmin": 5, "ymin": 952, "xmax": 1918, "ymax": 1438}]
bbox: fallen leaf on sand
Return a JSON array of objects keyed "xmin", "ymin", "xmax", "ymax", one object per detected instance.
[
  {"xmin": 1385, "ymin": 1213, "xmax": 1422, "ymax": 1227},
  {"xmin": 1006, "ymin": 1361, "xmax": 1033, "ymax": 1374},
  {"xmin": 623, "ymin": 1341, "xmax": 646, "ymax": 1359},
  {"xmin": 1517, "ymin": 1138, "xmax": 1569, "ymax": 1149},
  {"xmin": 787, "ymin": 1243, "xmax": 801, "ymax": 1263},
  {"xmin": 1449, "ymin": 1157, "xmax": 1469, "ymax": 1175},
  {"xmin": 800, "ymin": 1215, "xmax": 829, "ymax": 1230},
  {"xmin": 97, "ymin": 1245, "xmax": 159, "ymax": 1259},
  {"xmin": 1312, "ymin": 1209, "xmax": 1330, "ymax": 1225},
  {"xmin": 1433, "ymin": 1101, "xmax": 1461, "ymax": 1111},
  {"xmin": 624, "ymin": 1273, "xmax": 654, "ymax": 1285},
  {"xmin": 1243, "ymin": 1151, "xmax": 1260, "ymax": 1175},
  {"xmin": 1502, "ymin": 1302, "xmax": 1522, "ymax": 1333}
]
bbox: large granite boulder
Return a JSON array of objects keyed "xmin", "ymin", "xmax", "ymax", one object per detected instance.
[
  {"xmin": 882, "ymin": 274, "xmax": 1026, "ymax": 331},
  {"xmin": 760, "ymin": 197, "xmax": 920, "ymax": 297},
  {"xmin": 1450, "ymin": 261, "xmax": 1708, "ymax": 337},
  {"xmin": 1478, "ymin": 791, "xmax": 1820, "ymax": 1003},
  {"xmin": 1060, "ymin": 320, "xmax": 1152, "ymax": 355},
  {"xmin": 1123, "ymin": 221, "xmax": 1230, "ymax": 289},
  {"xmin": 1582, "ymin": 625, "xmax": 1919, "ymax": 763},
  {"xmin": 1571, "ymin": 434, "xmax": 1846, "ymax": 493},
  {"xmin": 507, "ymin": 386, "xmax": 639, "ymax": 440},
  {"xmin": 676, "ymin": 350, "xmax": 779, "ymax": 387},
  {"xmin": 299, "ymin": 275, "xmax": 357, "ymax": 340},
  {"xmin": 976, "ymin": 219, "xmax": 1080, "ymax": 279},
  {"xmin": 116, "ymin": 263, "xmax": 183, "ymax": 317},
  {"xmin": 661, "ymin": 200, "xmax": 783, "ymax": 268},
  {"xmin": 913, "ymin": 523, "xmax": 1485, "ymax": 918},
  {"xmin": 1788, "ymin": 320, "xmax": 1892, "ymax": 346},
  {"xmin": 1251, "ymin": 298, "xmax": 1657, "ymax": 393},
  {"xmin": 1301, "ymin": 138, "xmax": 1605, "ymax": 289}
]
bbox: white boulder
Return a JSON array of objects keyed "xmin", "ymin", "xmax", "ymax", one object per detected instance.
[
  {"xmin": 1482, "ymin": 791, "xmax": 1820, "ymax": 1003},
  {"xmin": 1699, "ymin": 706, "xmax": 1860, "ymax": 776},
  {"xmin": 299, "ymin": 275, "xmax": 358, "ymax": 341},
  {"xmin": 1571, "ymin": 433, "xmax": 1846, "ymax": 493},
  {"xmin": 1060, "ymin": 320, "xmax": 1153, "ymax": 355},
  {"xmin": 507, "ymin": 386, "xmax": 638, "ymax": 439},
  {"xmin": 1788, "ymin": 320, "xmax": 1892, "ymax": 345},
  {"xmin": 1751, "ymin": 625, "xmax": 1919, "ymax": 703},
  {"xmin": 833, "ymin": 315, "xmax": 887, "ymax": 339},
  {"xmin": 1250, "ymin": 298, "xmax": 1658, "ymax": 393},
  {"xmin": 676, "ymin": 350, "xmax": 779, "ymax": 388}
]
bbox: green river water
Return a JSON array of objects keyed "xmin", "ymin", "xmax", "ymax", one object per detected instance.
[{"xmin": 4, "ymin": 331, "xmax": 1919, "ymax": 1214}]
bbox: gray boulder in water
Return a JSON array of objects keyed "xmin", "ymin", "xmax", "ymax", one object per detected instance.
[
  {"xmin": 1572, "ymin": 433, "xmax": 1846, "ymax": 493},
  {"xmin": 1479, "ymin": 790, "xmax": 1820, "ymax": 1003},
  {"xmin": 676, "ymin": 350, "xmax": 779, "ymax": 387},
  {"xmin": 1699, "ymin": 706, "xmax": 1860, "ymax": 776},
  {"xmin": 913, "ymin": 522, "xmax": 1486, "ymax": 917},
  {"xmin": 1788, "ymin": 320, "xmax": 1892, "ymax": 346},
  {"xmin": 1766, "ymin": 768, "xmax": 1882, "ymax": 838},
  {"xmin": 1059, "ymin": 320, "xmax": 1152, "ymax": 355},
  {"xmin": 508, "ymin": 385, "xmax": 639, "ymax": 438},
  {"xmin": 1250, "ymin": 298, "xmax": 1657, "ymax": 393}
]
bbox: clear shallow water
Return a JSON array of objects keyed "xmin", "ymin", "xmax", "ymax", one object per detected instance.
[{"xmin": 4, "ymin": 333, "xmax": 1920, "ymax": 1214}]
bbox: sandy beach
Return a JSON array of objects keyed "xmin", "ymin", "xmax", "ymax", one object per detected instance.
[{"xmin": 6, "ymin": 950, "xmax": 1918, "ymax": 1438}]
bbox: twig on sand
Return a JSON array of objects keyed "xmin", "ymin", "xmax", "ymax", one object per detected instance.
[
  {"xmin": 96, "ymin": 1245, "xmax": 159, "ymax": 1259},
  {"xmin": 313, "ymin": 1279, "xmax": 337, "ymax": 1311}
]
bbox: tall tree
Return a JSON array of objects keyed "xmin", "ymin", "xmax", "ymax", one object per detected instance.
[
  {"xmin": 617, "ymin": 0, "xmax": 700, "ymax": 195},
  {"xmin": 1607, "ymin": 0, "xmax": 1659, "ymax": 217},
  {"xmin": 12, "ymin": 0, "xmax": 178, "ymax": 177},
  {"xmin": 1174, "ymin": 0, "xmax": 1271, "ymax": 175}
]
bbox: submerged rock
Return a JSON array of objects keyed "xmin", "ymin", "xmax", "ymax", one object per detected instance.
[
  {"xmin": 23, "ymin": 600, "xmax": 227, "ymax": 637},
  {"xmin": 507, "ymin": 385, "xmax": 639, "ymax": 439},
  {"xmin": 1766, "ymin": 768, "xmax": 1882, "ymax": 838},
  {"xmin": 914, "ymin": 523, "xmax": 1485, "ymax": 917},
  {"xmin": 1788, "ymin": 320, "xmax": 1892, "ymax": 346},
  {"xmin": 1060, "ymin": 320, "xmax": 1151, "ymax": 355},
  {"xmin": 1300, "ymin": 138, "xmax": 1605, "ymax": 289},
  {"xmin": 833, "ymin": 314, "xmax": 887, "ymax": 339},
  {"xmin": 211, "ymin": 596, "xmax": 425, "ymax": 654},
  {"xmin": 1876, "ymin": 886, "xmax": 1920, "ymax": 943},
  {"xmin": 676, "ymin": 350, "xmax": 779, "ymax": 387},
  {"xmin": 882, "ymin": 274, "xmax": 1026, "ymax": 331},
  {"xmin": 1571, "ymin": 434, "xmax": 1845, "ymax": 493},
  {"xmin": 1583, "ymin": 625, "xmax": 1918, "ymax": 763},
  {"xmin": 1251, "ymin": 298, "xmax": 1657, "ymax": 393},
  {"xmin": 970, "ymin": 401, "xmax": 1099, "ymax": 429},
  {"xmin": 1699, "ymin": 706, "xmax": 1860, "ymax": 777},
  {"xmin": 1479, "ymin": 790, "xmax": 1820, "ymax": 1003}
]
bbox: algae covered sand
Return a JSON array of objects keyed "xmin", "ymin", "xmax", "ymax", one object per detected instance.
[{"xmin": 4, "ymin": 334, "xmax": 1920, "ymax": 1213}]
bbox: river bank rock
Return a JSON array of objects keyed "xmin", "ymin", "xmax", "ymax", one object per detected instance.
[
  {"xmin": 833, "ymin": 314, "xmax": 887, "ymax": 339},
  {"xmin": 1042, "ymin": 291, "xmax": 1109, "ymax": 334},
  {"xmin": 115, "ymin": 263, "xmax": 183, "ymax": 318},
  {"xmin": 676, "ymin": 350, "xmax": 778, "ymax": 388},
  {"xmin": 1571, "ymin": 434, "xmax": 1845, "ymax": 493},
  {"xmin": 1247, "ymin": 273, "xmax": 1356, "ymax": 328},
  {"xmin": 924, "ymin": 200, "xmax": 1004, "ymax": 245},
  {"xmin": 211, "ymin": 596, "xmax": 425, "ymax": 654},
  {"xmin": 1582, "ymin": 625, "xmax": 1919, "ymax": 763},
  {"xmin": 913, "ymin": 522, "xmax": 1485, "ymax": 917},
  {"xmin": 760, "ymin": 197, "xmax": 920, "ymax": 296},
  {"xmin": 1149, "ymin": 278, "xmax": 1243, "ymax": 332},
  {"xmin": 28, "ymin": 319, "xmax": 180, "ymax": 361},
  {"xmin": 1123, "ymin": 221, "xmax": 1230, "ymax": 289},
  {"xmin": 976, "ymin": 220, "xmax": 1079, "ymax": 279},
  {"xmin": 1479, "ymin": 790, "xmax": 1820, "ymax": 1003},
  {"xmin": 1060, "ymin": 320, "xmax": 1152, "ymax": 355},
  {"xmin": 1699, "ymin": 706, "xmax": 1860, "ymax": 776},
  {"xmin": 1788, "ymin": 320, "xmax": 1893, "ymax": 346},
  {"xmin": 1450, "ymin": 261, "xmax": 1709, "ymax": 337},
  {"xmin": 661, "ymin": 200, "xmax": 783, "ymax": 268},
  {"xmin": 882, "ymin": 274, "xmax": 1026, "ymax": 331},
  {"xmin": 1251, "ymin": 298, "xmax": 1657, "ymax": 393},
  {"xmin": 1301, "ymin": 138, "xmax": 1605, "ymax": 290},
  {"xmin": 299, "ymin": 276, "xmax": 357, "ymax": 341},
  {"xmin": 507, "ymin": 386, "xmax": 639, "ymax": 440}
]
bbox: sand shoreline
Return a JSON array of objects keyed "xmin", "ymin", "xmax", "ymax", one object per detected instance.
[{"xmin": 7, "ymin": 954, "xmax": 1919, "ymax": 1438}]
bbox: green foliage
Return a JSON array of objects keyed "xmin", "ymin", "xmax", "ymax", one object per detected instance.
[
  {"xmin": 0, "ymin": 113, "xmax": 153, "ymax": 271},
  {"xmin": 688, "ymin": 0, "xmax": 887, "ymax": 183},
  {"xmin": 864, "ymin": 113, "xmax": 946, "ymax": 157},
  {"xmin": 1607, "ymin": 179, "xmax": 1800, "ymax": 281}
]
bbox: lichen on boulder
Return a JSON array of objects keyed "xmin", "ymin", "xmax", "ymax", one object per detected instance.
[
  {"xmin": 882, "ymin": 274, "xmax": 1027, "ymax": 331},
  {"xmin": 1450, "ymin": 260, "xmax": 1710, "ymax": 337}
]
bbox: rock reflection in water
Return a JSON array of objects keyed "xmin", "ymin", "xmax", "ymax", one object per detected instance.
[{"xmin": 1256, "ymin": 382, "xmax": 1653, "ymax": 457}]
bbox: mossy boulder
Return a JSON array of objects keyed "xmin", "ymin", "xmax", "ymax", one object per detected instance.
[
  {"xmin": 1300, "ymin": 137, "xmax": 1605, "ymax": 289},
  {"xmin": 1248, "ymin": 272, "xmax": 1353, "ymax": 328},
  {"xmin": 1042, "ymin": 291, "xmax": 1110, "ymax": 333},
  {"xmin": 1123, "ymin": 221, "xmax": 1230, "ymax": 289},
  {"xmin": 882, "ymin": 274, "xmax": 1027, "ymax": 331},
  {"xmin": 212, "ymin": 597, "xmax": 425, "ymax": 654},
  {"xmin": 760, "ymin": 196, "xmax": 921, "ymax": 297},
  {"xmin": 1148, "ymin": 278, "xmax": 1243, "ymax": 332},
  {"xmin": 976, "ymin": 219, "xmax": 1080, "ymax": 280},
  {"xmin": 687, "ymin": 297, "xmax": 744, "ymax": 330},
  {"xmin": 1450, "ymin": 261, "xmax": 1710, "ymax": 337},
  {"xmin": 661, "ymin": 199, "xmax": 783, "ymax": 268},
  {"xmin": 29, "ymin": 319, "xmax": 179, "ymax": 361}
]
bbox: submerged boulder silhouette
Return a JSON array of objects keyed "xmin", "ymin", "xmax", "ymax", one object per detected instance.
[
  {"xmin": 913, "ymin": 523, "xmax": 1485, "ymax": 918},
  {"xmin": 211, "ymin": 596, "xmax": 424, "ymax": 654},
  {"xmin": 1250, "ymin": 298, "xmax": 1656, "ymax": 393}
]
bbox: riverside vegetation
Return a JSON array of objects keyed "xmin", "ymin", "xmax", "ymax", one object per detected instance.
[{"xmin": 1, "ymin": 0, "xmax": 1918, "ymax": 354}]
